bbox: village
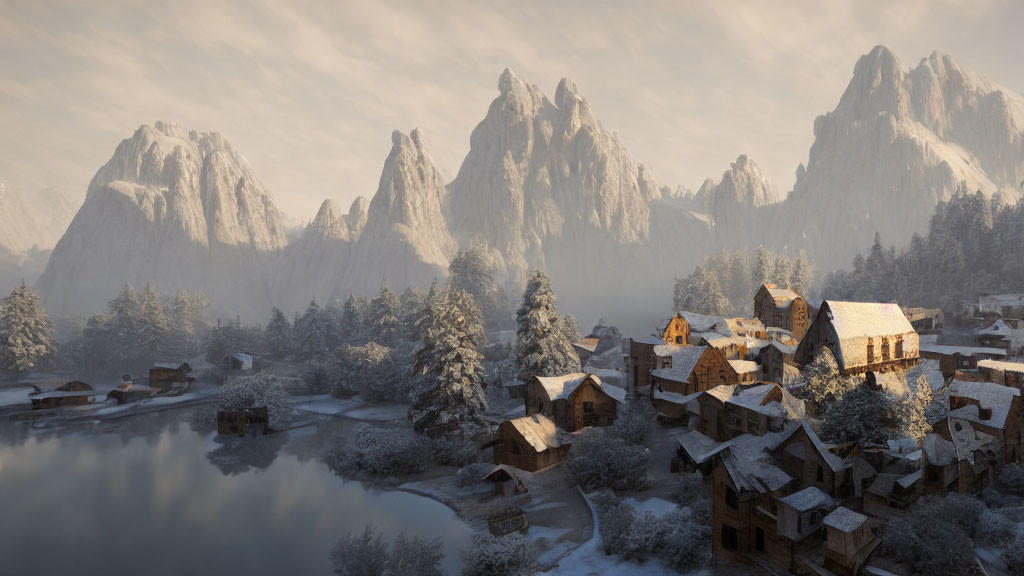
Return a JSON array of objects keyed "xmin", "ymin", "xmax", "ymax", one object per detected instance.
[{"xmin": 2, "ymin": 270, "xmax": 1023, "ymax": 576}]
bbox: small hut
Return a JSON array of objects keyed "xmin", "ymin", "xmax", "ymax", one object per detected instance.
[
  {"xmin": 483, "ymin": 465, "xmax": 528, "ymax": 496},
  {"xmin": 223, "ymin": 352, "xmax": 254, "ymax": 371},
  {"xmin": 150, "ymin": 362, "xmax": 194, "ymax": 391},
  {"xmin": 29, "ymin": 381, "xmax": 98, "ymax": 410}
]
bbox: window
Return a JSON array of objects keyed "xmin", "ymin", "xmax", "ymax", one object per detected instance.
[
  {"xmin": 797, "ymin": 515, "xmax": 803, "ymax": 533},
  {"xmin": 725, "ymin": 485, "xmax": 739, "ymax": 509},
  {"xmin": 675, "ymin": 336, "xmax": 683, "ymax": 344},
  {"xmin": 867, "ymin": 338, "xmax": 875, "ymax": 364},
  {"xmin": 816, "ymin": 465, "xmax": 824, "ymax": 482},
  {"xmin": 721, "ymin": 524, "xmax": 739, "ymax": 551},
  {"xmin": 755, "ymin": 527, "xmax": 765, "ymax": 551},
  {"xmin": 882, "ymin": 337, "xmax": 891, "ymax": 361},
  {"xmin": 895, "ymin": 337, "xmax": 904, "ymax": 359},
  {"xmin": 582, "ymin": 401, "xmax": 594, "ymax": 414}
]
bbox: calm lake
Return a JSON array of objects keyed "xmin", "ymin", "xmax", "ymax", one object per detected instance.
[{"xmin": 0, "ymin": 409, "xmax": 472, "ymax": 575}]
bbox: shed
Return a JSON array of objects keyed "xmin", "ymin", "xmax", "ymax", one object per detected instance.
[
  {"xmin": 482, "ymin": 465, "xmax": 528, "ymax": 496},
  {"xmin": 224, "ymin": 352, "xmax": 254, "ymax": 371},
  {"xmin": 494, "ymin": 414, "xmax": 570, "ymax": 472},
  {"xmin": 823, "ymin": 507, "xmax": 878, "ymax": 576}
]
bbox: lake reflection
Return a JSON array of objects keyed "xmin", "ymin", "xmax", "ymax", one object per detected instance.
[{"xmin": 0, "ymin": 410, "xmax": 472, "ymax": 575}]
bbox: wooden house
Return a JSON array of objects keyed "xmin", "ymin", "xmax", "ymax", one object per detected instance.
[
  {"xmin": 753, "ymin": 284, "xmax": 811, "ymax": 341},
  {"xmin": 524, "ymin": 373, "xmax": 625, "ymax": 432},
  {"xmin": 710, "ymin": 439, "xmax": 795, "ymax": 568},
  {"xmin": 774, "ymin": 421, "xmax": 854, "ymax": 499},
  {"xmin": 919, "ymin": 343, "xmax": 1007, "ymax": 378},
  {"xmin": 757, "ymin": 341, "xmax": 798, "ymax": 384},
  {"xmin": 494, "ymin": 414, "xmax": 569, "ymax": 472},
  {"xmin": 794, "ymin": 301, "xmax": 920, "ymax": 376},
  {"xmin": 822, "ymin": 507, "xmax": 878, "ymax": 576},
  {"xmin": 976, "ymin": 359, "xmax": 1024, "ymax": 391},
  {"xmin": 923, "ymin": 420, "xmax": 1001, "ymax": 493},
  {"xmin": 660, "ymin": 313, "xmax": 691, "ymax": 345},
  {"xmin": 722, "ymin": 317, "xmax": 768, "ymax": 340},
  {"xmin": 863, "ymin": 471, "xmax": 921, "ymax": 517},
  {"xmin": 902, "ymin": 307, "xmax": 944, "ymax": 334},
  {"xmin": 628, "ymin": 335, "xmax": 666, "ymax": 394},
  {"xmin": 947, "ymin": 379, "xmax": 1022, "ymax": 464},
  {"xmin": 149, "ymin": 362, "xmax": 194, "ymax": 391},
  {"xmin": 775, "ymin": 486, "xmax": 835, "ymax": 543},
  {"xmin": 29, "ymin": 381, "xmax": 97, "ymax": 410},
  {"xmin": 483, "ymin": 465, "xmax": 528, "ymax": 496},
  {"xmin": 697, "ymin": 383, "xmax": 806, "ymax": 442},
  {"xmin": 217, "ymin": 406, "xmax": 270, "ymax": 437},
  {"xmin": 975, "ymin": 318, "xmax": 1024, "ymax": 353},
  {"xmin": 650, "ymin": 346, "xmax": 739, "ymax": 421}
]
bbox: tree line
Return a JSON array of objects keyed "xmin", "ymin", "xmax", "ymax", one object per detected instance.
[
  {"xmin": 821, "ymin": 186, "xmax": 1024, "ymax": 310},
  {"xmin": 673, "ymin": 246, "xmax": 813, "ymax": 317}
]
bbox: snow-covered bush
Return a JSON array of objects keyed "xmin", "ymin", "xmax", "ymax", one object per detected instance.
[
  {"xmin": 328, "ymin": 424, "xmax": 428, "ymax": 478},
  {"xmin": 454, "ymin": 462, "xmax": 494, "ymax": 488},
  {"xmin": 668, "ymin": 472, "xmax": 712, "ymax": 525},
  {"xmin": 879, "ymin": 494, "xmax": 987, "ymax": 576},
  {"xmin": 609, "ymin": 400, "xmax": 655, "ymax": 447},
  {"xmin": 218, "ymin": 371, "xmax": 292, "ymax": 429},
  {"xmin": 590, "ymin": 490, "xmax": 710, "ymax": 571},
  {"xmin": 431, "ymin": 434, "xmax": 481, "ymax": 467},
  {"xmin": 791, "ymin": 348, "xmax": 858, "ymax": 411},
  {"xmin": 565, "ymin": 429, "xmax": 650, "ymax": 491},
  {"xmin": 460, "ymin": 532, "xmax": 538, "ymax": 576},
  {"xmin": 331, "ymin": 525, "xmax": 443, "ymax": 576},
  {"xmin": 997, "ymin": 462, "xmax": 1024, "ymax": 495},
  {"xmin": 1006, "ymin": 533, "xmax": 1024, "ymax": 574}
]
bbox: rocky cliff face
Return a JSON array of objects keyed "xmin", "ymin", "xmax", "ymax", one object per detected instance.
[
  {"xmin": 36, "ymin": 121, "xmax": 287, "ymax": 318},
  {"xmin": 446, "ymin": 69, "xmax": 661, "ymax": 285},
  {"xmin": 782, "ymin": 46, "xmax": 1024, "ymax": 264}
]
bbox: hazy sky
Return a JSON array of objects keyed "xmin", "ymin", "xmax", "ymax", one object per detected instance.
[{"xmin": 1, "ymin": 0, "xmax": 1021, "ymax": 223}]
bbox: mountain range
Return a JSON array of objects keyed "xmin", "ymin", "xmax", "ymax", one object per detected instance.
[{"xmin": 30, "ymin": 46, "xmax": 1024, "ymax": 328}]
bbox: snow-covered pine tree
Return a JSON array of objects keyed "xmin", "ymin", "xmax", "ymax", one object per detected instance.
[
  {"xmin": 106, "ymin": 283, "xmax": 142, "ymax": 364},
  {"xmin": 367, "ymin": 282, "xmax": 401, "ymax": 346},
  {"xmin": 398, "ymin": 286, "xmax": 426, "ymax": 326},
  {"xmin": 138, "ymin": 283, "xmax": 169, "ymax": 359},
  {"xmin": 514, "ymin": 269, "xmax": 581, "ymax": 383},
  {"xmin": 341, "ymin": 294, "xmax": 366, "ymax": 345},
  {"xmin": 754, "ymin": 245, "xmax": 775, "ymax": 288},
  {"xmin": 263, "ymin": 307, "xmax": 292, "ymax": 358},
  {"xmin": 772, "ymin": 250, "xmax": 794, "ymax": 289},
  {"xmin": 0, "ymin": 281, "xmax": 55, "ymax": 377},
  {"xmin": 561, "ymin": 313, "xmax": 582, "ymax": 345},
  {"xmin": 410, "ymin": 280, "xmax": 440, "ymax": 343},
  {"xmin": 409, "ymin": 287, "xmax": 489, "ymax": 437},
  {"xmin": 448, "ymin": 246, "xmax": 501, "ymax": 329},
  {"xmin": 294, "ymin": 299, "xmax": 334, "ymax": 360},
  {"xmin": 791, "ymin": 250, "xmax": 814, "ymax": 296}
]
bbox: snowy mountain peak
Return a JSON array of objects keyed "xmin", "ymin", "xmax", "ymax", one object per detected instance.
[
  {"xmin": 309, "ymin": 199, "xmax": 348, "ymax": 241},
  {"xmin": 346, "ymin": 196, "xmax": 369, "ymax": 239}
]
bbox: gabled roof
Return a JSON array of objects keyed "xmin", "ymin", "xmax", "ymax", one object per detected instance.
[
  {"xmin": 678, "ymin": 311, "xmax": 728, "ymax": 334},
  {"xmin": 943, "ymin": 417, "xmax": 1000, "ymax": 461},
  {"xmin": 759, "ymin": 283, "xmax": 803, "ymax": 308},
  {"xmin": 977, "ymin": 319, "xmax": 1012, "ymax": 337},
  {"xmin": 507, "ymin": 414, "xmax": 560, "ymax": 452},
  {"xmin": 919, "ymin": 344, "xmax": 1007, "ymax": 357},
  {"xmin": 631, "ymin": 335, "xmax": 666, "ymax": 346},
  {"xmin": 767, "ymin": 341, "xmax": 798, "ymax": 356},
  {"xmin": 650, "ymin": 346, "xmax": 708, "ymax": 383},
  {"xmin": 729, "ymin": 359, "xmax": 760, "ymax": 375},
  {"xmin": 823, "ymin": 507, "xmax": 868, "ymax": 532},
  {"xmin": 482, "ymin": 464, "xmax": 522, "ymax": 483},
  {"xmin": 778, "ymin": 486, "xmax": 834, "ymax": 512},
  {"xmin": 784, "ymin": 421, "xmax": 849, "ymax": 472},
  {"xmin": 824, "ymin": 301, "xmax": 916, "ymax": 341},
  {"xmin": 720, "ymin": 430, "xmax": 794, "ymax": 494},
  {"xmin": 534, "ymin": 373, "xmax": 590, "ymax": 401},
  {"xmin": 948, "ymin": 379, "xmax": 1020, "ymax": 429}
]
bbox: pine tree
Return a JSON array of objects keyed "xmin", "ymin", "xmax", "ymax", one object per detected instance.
[
  {"xmin": 791, "ymin": 250, "xmax": 814, "ymax": 296},
  {"xmin": 398, "ymin": 286, "xmax": 426, "ymax": 325},
  {"xmin": 754, "ymin": 246, "xmax": 775, "ymax": 287},
  {"xmin": 138, "ymin": 283, "xmax": 169, "ymax": 359},
  {"xmin": 106, "ymin": 283, "xmax": 142, "ymax": 364},
  {"xmin": 410, "ymin": 287, "xmax": 489, "ymax": 437},
  {"xmin": 411, "ymin": 280, "xmax": 441, "ymax": 343},
  {"xmin": 515, "ymin": 270, "xmax": 581, "ymax": 383},
  {"xmin": 0, "ymin": 281, "xmax": 55, "ymax": 377},
  {"xmin": 772, "ymin": 250, "xmax": 794, "ymax": 289},
  {"xmin": 367, "ymin": 282, "xmax": 401, "ymax": 346},
  {"xmin": 561, "ymin": 314, "xmax": 582, "ymax": 345},
  {"xmin": 449, "ymin": 246, "xmax": 500, "ymax": 329},
  {"xmin": 341, "ymin": 295, "xmax": 365, "ymax": 345},
  {"xmin": 263, "ymin": 307, "xmax": 293, "ymax": 358},
  {"xmin": 294, "ymin": 299, "xmax": 333, "ymax": 359}
]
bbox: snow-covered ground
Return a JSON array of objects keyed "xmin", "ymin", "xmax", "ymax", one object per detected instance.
[
  {"xmin": 0, "ymin": 387, "xmax": 33, "ymax": 408},
  {"xmin": 621, "ymin": 496, "xmax": 676, "ymax": 518},
  {"xmin": 290, "ymin": 395, "xmax": 407, "ymax": 422}
]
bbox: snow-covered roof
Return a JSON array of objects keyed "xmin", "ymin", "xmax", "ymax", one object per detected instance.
[
  {"xmin": 823, "ymin": 507, "xmax": 868, "ymax": 532},
  {"xmin": 508, "ymin": 414, "xmax": 560, "ymax": 452},
  {"xmin": 778, "ymin": 486, "xmax": 834, "ymax": 512},
  {"xmin": 948, "ymin": 379, "xmax": 1020, "ymax": 429},
  {"xmin": 922, "ymin": 433, "xmax": 957, "ymax": 466},
  {"xmin": 584, "ymin": 368, "xmax": 626, "ymax": 390},
  {"xmin": 650, "ymin": 346, "xmax": 708, "ymax": 383},
  {"xmin": 674, "ymin": 429, "xmax": 738, "ymax": 464},
  {"xmin": 723, "ymin": 317, "xmax": 766, "ymax": 336},
  {"xmin": 30, "ymin": 390, "xmax": 100, "ymax": 400},
  {"xmin": 720, "ymin": 431, "xmax": 794, "ymax": 494},
  {"xmin": 768, "ymin": 341, "xmax": 798, "ymax": 356},
  {"xmin": 231, "ymin": 352, "xmax": 254, "ymax": 369},
  {"xmin": 153, "ymin": 362, "xmax": 186, "ymax": 369},
  {"xmin": 787, "ymin": 421, "xmax": 849, "ymax": 472},
  {"xmin": 919, "ymin": 344, "xmax": 1007, "ymax": 357},
  {"xmin": 705, "ymin": 384, "xmax": 737, "ymax": 403},
  {"xmin": 679, "ymin": 311, "xmax": 728, "ymax": 334},
  {"xmin": 482, "ymin": 464, "xmax": 523, "ymax": 483},
  {"xmin": 534, "ymin": 373, "xmax": 590, "ymax": 401},
  {"xmin": 761, "ymin": 284, "xmax": 803, "ymax": 307},
  {"xmin": 653, "ymin": 388, "xmax": 702, "ymax": 408},
  {"xmin": 977, "ymin": 320, "xmax": 1012, "ymax": 337},
  {"xmin": 631, "ymin": 336, "xmax": 666, "ymax": 346},
  {"xmin": 728, "ymin": 359, "xmax": 760, "ymax": 375},
  {"xmin": 825, "ymin": 301, "xmax": 916, "ymax": 341},
  {"xmin": 977, "ymin": 359, "xmax": 1024, "ymax": 373},
  {"xmin": 903, "ymin": 307, "xmax": 943, "ymax": 322},
  {"xmin": 943, "ymin": 417, "xmax": 1000, "ymax": 461},
  {"xmin": 574, "ymin": 341, "xmax": 598, "ymax": 353}
]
